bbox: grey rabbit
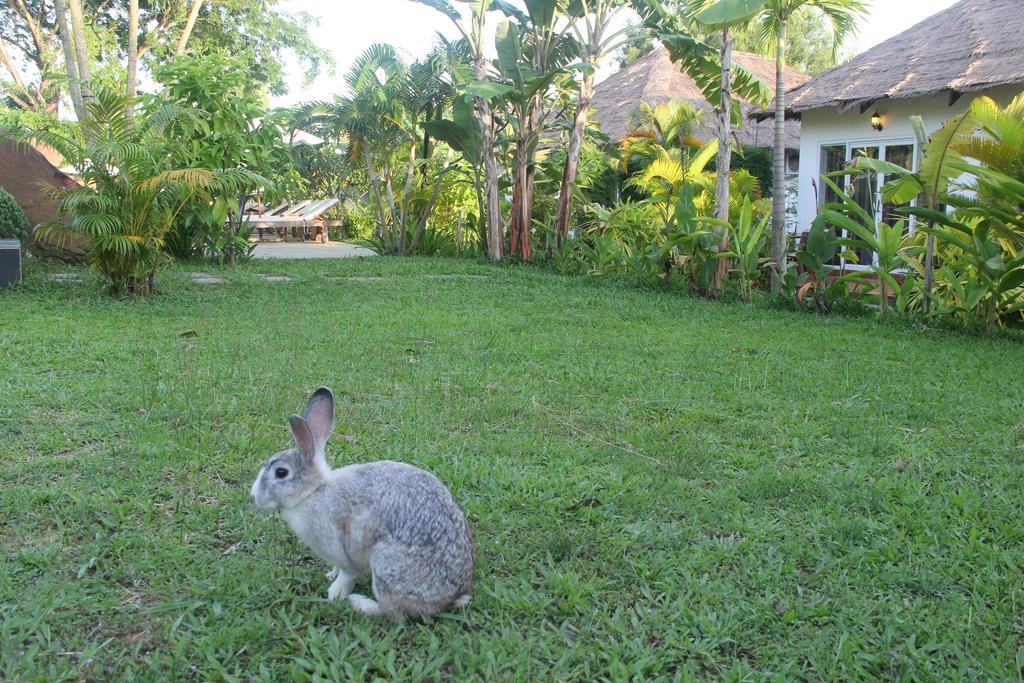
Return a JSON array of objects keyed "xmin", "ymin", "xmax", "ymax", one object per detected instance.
[{"xmin": 251, "ymin": 387, "xmax": 475, "ymax": 621}]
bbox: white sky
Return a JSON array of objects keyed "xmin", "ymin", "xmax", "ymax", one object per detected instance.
[{"xmin": 270, "ymin": 0, "xmax": 961, "ymax": 108}]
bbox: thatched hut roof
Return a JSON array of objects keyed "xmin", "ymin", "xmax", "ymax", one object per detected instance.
[
  {"xmin": 591, "ymin": 46, "xmax": 809, "ymax": 149},
  {"xmin": 758, "ymin": 0, "xmax": 1024, "ymax": 119}
]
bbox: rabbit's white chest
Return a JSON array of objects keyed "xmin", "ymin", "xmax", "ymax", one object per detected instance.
[{"xmin": 282, "ymin": 500, "xmax": 364, "ymax": 573}]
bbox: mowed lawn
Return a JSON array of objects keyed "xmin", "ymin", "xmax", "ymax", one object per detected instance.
[{"xmin": 2, "ymin": 257, "xmax": 1023, "ymax": 681}]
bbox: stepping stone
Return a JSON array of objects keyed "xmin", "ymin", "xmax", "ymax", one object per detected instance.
[
  {"xmin": 255, "ymin": 274, "xmax": 293, "ymax": 282},
  {"xmin": 329, "ymin": 276, "xmax": 386, "ymax": 282},
  {"xmin": 422, "ymin": 274, "xmax": 489, "ymax": 280},
  {"xmin": 186, "ymin": 272, "xmax": 226, "ymax": 284},
  {"xmin": 49, "ymin": 273, "xmax": 85, "ymax": 283}
]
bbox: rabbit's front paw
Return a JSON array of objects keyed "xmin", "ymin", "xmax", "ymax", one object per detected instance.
[{"xmin": 327, "ymin": 571, "xmax": 355, "ymax": 602}]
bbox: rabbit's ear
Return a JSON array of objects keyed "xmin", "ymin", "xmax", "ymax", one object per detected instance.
[
  {"xmin": 304, "ymin": 387, "xmax": 335, "ymax": 452},
  {"xmin": 288, "ymin": 414, "xmax": 316, "ymax": 458}
]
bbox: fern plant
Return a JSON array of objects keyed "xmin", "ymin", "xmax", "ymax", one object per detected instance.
[{"xmin": 27, "ymin": 85, "xmax": 263, "ymax": 295}]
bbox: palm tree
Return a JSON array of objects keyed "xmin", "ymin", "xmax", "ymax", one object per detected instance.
[
  {"xmin": 620, "ymin": 100, "xmax": 705, "ymax": 173},
  {"xmin": 301, "ymin": 44, "xmax": 461, "ymax": 255},
  {"xmin": 753, "ymin": 0, "xmax": 867, "ymax": 294},
  {"xmin": 30, "ymin": 85, "xmax": 262, "ymax": 294}
]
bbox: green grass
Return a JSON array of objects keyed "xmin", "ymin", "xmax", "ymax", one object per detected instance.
[{"xmin": 2, "ymin": 256, "xmax": 1023, "ymax": 681}]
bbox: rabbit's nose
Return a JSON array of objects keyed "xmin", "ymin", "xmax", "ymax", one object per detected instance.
[{"xmin": 250, "ymin": 476, "xmax": 261, "ymax": 500}]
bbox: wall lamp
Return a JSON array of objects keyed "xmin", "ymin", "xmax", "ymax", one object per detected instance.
[{"xmin": 870, "ymin": 110, "xmax": 884, "ymax": 132}]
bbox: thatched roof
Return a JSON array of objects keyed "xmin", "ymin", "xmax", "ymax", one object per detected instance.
[
  {"xmin": 761, "ymin": 0, "xmax": 1024, "ymax": 119},
  {"xmin": 590, "ymin": 46, "xmax": 809, "ymax": 149}
]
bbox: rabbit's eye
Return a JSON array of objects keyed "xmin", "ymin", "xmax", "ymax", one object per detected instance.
[{"xmin": 274, "ymin": 467, "xmax": 289, "ymax": 479}]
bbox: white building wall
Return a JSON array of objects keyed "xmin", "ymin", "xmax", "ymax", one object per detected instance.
[{"xmin": 794, "ymin": 85, "xmax": 1023, "ymax": 233}]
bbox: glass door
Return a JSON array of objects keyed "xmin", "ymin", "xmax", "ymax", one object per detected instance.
[
  {"xmin": 817, "ymin": 140, "xmax": 917, "ymax": 269},
  {"xmin": 848, "ymin": 146, "xmax": 879, "ymax": 267}
]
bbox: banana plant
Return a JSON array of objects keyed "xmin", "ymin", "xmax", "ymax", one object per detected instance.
[
  {"xmin": 554, "ymin": 0, "xmax": 631, "ymax": 246},
  {"xmin": 701, "ymin": 195, "xmax": 769, "ymax": 302},
  {"xmin": 628, "ymin": 0, "xmax": 772, "ymax": 109},
  {"xmin": 793, "ymin": 214, "xmax": 840, "ymax": 312},
  {"xmin": 690, "ymin": 0, "xmax": 771, "ymax": 291},
  {"xmin": 411, "ymin": 0, "xmax": 512, "ymax": 259},
  {"xmin": 472, "ymin": 0, "xmax": 579, "ymax": 261}
]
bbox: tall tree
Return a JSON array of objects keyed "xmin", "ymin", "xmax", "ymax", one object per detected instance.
[
  {"xmin": 0, "ymin": 0, "xmax": 328, "ymax": 115},
  {"xmin": 495, "ymin": 0, "xmax": 575, "ymax": 262},
  {"xmin": 615, "ymin": 19, "xmax": 655, "ymax": 68},
  {"xmin": 53, "ymin": 0, "xmax": 85, "ymax": 119},
  {"xmin": 126, "ymin": 0, "xmax": 139, "ymax": 103},
  {"xmin": 555, "ymin": 0, "xmax": 628, "ymax": 246},
  {"xmin": 734, "ymin": 6, "xmax": 846, "ymax": 75},
  {"xmin": 67, "ymin": 0, "xmax": 92, "ymax": 110},
  {"xmin": 753, "ymin": 0, "xmax": 867, "ymax": 294},
  {"xmin": 0, "ymin": 0, "xmax": 60, "ymax": 112},
  {"xmin": 175, "ymin": 0, "xmax": 203, "ymax": 56},
  {"xmin": 689, "ymin": 0, "xmax": 768, "ymax": 293}
]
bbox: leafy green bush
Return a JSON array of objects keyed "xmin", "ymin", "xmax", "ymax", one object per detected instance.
[
  {"xmin": 0, "ymin": 187, "xmax": 29, "ymax": 242},
  {"xmin": 149, "ymin": 53, "xmax": 302, "ymax": 262}
]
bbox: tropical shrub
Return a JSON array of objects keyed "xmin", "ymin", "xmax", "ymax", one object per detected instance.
[
  {"xmin": 0, "ymin": 187, "xmax": 29, "ymax": 242},
  {"xmin": 707, "ymin": 144, "xmax": 773, "ymax": 198},
  {"xmin": 296, "ymin": 44, "xmax": 463, "ymax": 256},
  {"xmin": 31, "ymin": 85, "xmax": 262, "ymax": 295},
  {"xmin": 909, "ymin": 202, "xmax": 1024, "ymax": 334},
  {"xmin": 792, "ymin": 215, "xmax": 853, "ymax": 313},
  {"xmin": 838, "ymin": 94, "xmax": 1024, "ymax": 330}
]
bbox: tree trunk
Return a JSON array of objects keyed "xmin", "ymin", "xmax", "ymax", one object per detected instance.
[
  {"xmin": 510, "ymin": 99, "xmax": 540, "ymax": 262},
  {"xmin": 176, "ymin": 0, "xmax": 203, "ymax": 56},
  {"xmin": 475, "ymin": 51, "xmax": 503, "ymax": 261},
  {"xmin": 555, "ymin": 65, "xmax": 595, "ymax": 247},
  {"xmin": 409, "ymin": 156, "xmax": 453, "ymax": 253},
  {"xmin": 126, "ymin": 0, "xmax": 139, "ymax": 107},
  {"xmin": 472, "ymin": 164, "xmax": 486, "ymax": 249},
  {"xmin": 923, "ymin": 235, "xmax": 936, "ymax": 314},
  {"xmin": 54, "ymin": 0, "xmax": 85, "ymax": 119},
  {"xmin": 363, "ymin": 153, "xmax": 389, "ymax": 242},
  {"xmin": 770, "ymin": 20, "xmax": 788, "ymax": 295},
  {"xmin": 68, "ymin": 0, "xmax": 92, "ymax": 87},
  {"xmin": 398, "ymin": 144, "xmax": 417, "ymax": 253},
  {"xmin": 455, "ymin": 211, "xmax": 464, "ymax": 254},
  {"xmin": 713, "ymin": 28, "xmax": 734, "ymax": 293},
  {"xmin": 509, "ymin": 136, "xmax": 535, "ymax": 261},
  {"xmin": 0, "ymin": 35, "xmax": 39, "ymax": 111}
]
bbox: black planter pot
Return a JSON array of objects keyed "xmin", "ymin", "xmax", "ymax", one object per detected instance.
[{"xmin": 0, "ymin": 239, "xmax": 22, "ymax": 288}]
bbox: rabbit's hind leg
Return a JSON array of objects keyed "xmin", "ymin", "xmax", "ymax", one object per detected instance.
[{"xmin": 347, "ymin": 593, "xmax": 384, "ymax": 617}]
